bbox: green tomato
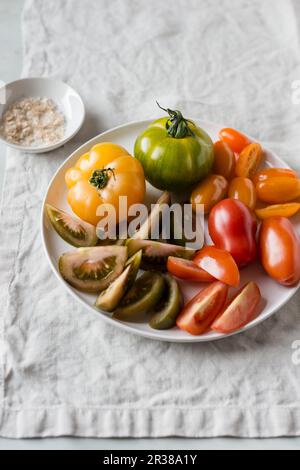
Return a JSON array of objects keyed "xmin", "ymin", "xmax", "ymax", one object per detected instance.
[{"xmin": 134, "ymin": 106, "xmax": 214, "ymax": 192}]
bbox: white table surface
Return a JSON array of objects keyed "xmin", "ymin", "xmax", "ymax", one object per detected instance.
[{"xmin": 0, "ymin": 0, "xmax": 299, "ymax": 451}]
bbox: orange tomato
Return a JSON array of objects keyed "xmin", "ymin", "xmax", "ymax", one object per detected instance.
[
  {"xmin": 256, "ymin": 203, "xmax": 300, "ymax": 220},
  {"xmin": 228, "ymin": 177, "xmax": 257, "ymax": 210},
  {"xmin": 65, "ymin": 142, "xmax": 145, "ymax": 226},
  {"xmin": 235, "ymin": 143, "xmax": 264, "ymax": 179},
  {"xmin": 190, "ymin": 175, "xmax": 228, "ymax": 215},
  {"xmin": 194, "ymin": 246, "xmax": 240, "ymax": 287},
  {"xmin": 256, "ymin": 177, "xmax": 300, "ymax": 204},
  {"xmin": 213, "ymin": 141, "xmax": 236, "ymax": 180},
  {"xmin": 259, "ymin": 217, "xmax": 300, "ymax": 286},
  {"xmin": 219, "ymin": 128, "xmax": 250, "ymax": 154},
  {"xmin": 253, "ymin": 167, "xmax": 298, "ymax": 186}
]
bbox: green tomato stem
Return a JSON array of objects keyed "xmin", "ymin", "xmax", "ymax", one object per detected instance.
[
  {"xmin": 156, "ymin": 101, "xmax": 195, "ymax": 139},
  {"xmin": 89, "ymin": 168, "xmax": 116, "ymax": 190}
]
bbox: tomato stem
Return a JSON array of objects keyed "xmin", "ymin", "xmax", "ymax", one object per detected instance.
[
  {"xmin": 89, "ymin": 168, "xmax": 116, "ymax": 190},
  {"xmin": 156, "ymin": 101, "xmax": 195, "ymax": 139}
]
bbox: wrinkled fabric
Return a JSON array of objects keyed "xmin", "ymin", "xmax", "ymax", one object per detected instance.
[{"xmin": 1, "ymin": 0, "xmax": 300, "ymax": 438}]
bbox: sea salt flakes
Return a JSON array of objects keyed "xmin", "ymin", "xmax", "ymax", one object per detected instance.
[{"xmin": 0, "ymin": 97, "xmax": 65, "ymax": 147}]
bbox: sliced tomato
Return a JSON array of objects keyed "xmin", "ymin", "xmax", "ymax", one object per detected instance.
[
  {"xmin": 211, "ymin": 282, "xmax": 261, "ymax": 334},
  {"xmin": 176, "ymin": 282, "xmax": 228, "ymax": 335},
  {"xmin": 167, "ymin": 257, "xmax": 216, "ymax": 282},
  {"xmin": 194, "ymin": 246, "xmax": 240, "ymax": 287}
]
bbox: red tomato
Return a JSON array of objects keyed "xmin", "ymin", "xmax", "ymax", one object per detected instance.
[
  {"xmin": 167, "ymin": 257, "xmax": 215, "ymax": 282},
  {"xmin": 219, "ymin": 128, "xmax": 250, "ymax": 154},
  {"xmin": 194, "ymin": 246, "xmax": 240, "ymax": 287},
  {"xmin": 259, "ymin": 217, "xmax": 300, "ymax": 286},
  {"xmin": 176, "ymin": 282, "xmax": 228, "ymax": 335},
  {"xmin": 211, "ymin": 282, "xmax": 261, "ymax": 334},
  {"xmin": 208, "ymin": 199, "xmax": 258, "ymax": 267}
]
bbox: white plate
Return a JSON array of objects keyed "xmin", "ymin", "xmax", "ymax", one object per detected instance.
[
  {"xmin": 0, "ymin": 78, "xmax": 85, "ymax": 153},
  {"xmin": 41, "ymin": 119, "xmax": 300, "ymax": 342}
]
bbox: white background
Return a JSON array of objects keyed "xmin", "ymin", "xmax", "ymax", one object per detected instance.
[{"xmin": 0, "ymin": 0, "xmax": 299, "ymax": 451}]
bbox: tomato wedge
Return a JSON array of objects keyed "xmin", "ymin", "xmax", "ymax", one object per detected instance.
[
  {"xmin": 256, "ymin": 203, "xmax": 300, "ymax": 220},
  {"xmin": 194, "ymin": 246, "xmax": 240, "ymax": 287},
  {"xmin": 176, "ymin": 282, "xmax": 228, "ymax": 335},
  {"xmin": 211, "ymin": 282, "xmax": 261, "ymax": 334},
  {"xmin": 167, "ymin": 257, "xmax": 216, "ymax": 282}
]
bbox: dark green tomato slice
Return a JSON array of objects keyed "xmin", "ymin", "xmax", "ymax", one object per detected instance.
[
  {"xmin": 46, "ymin": 204, "xmax": 98, "ymax": 247},
  {"xmin": 126, "ymin": 239, "xmax": 195, "ymax": 271},
  {"xmin": 149, "ymin": 274, "xmax": 183, "ymax": 330},
  {"xmin": 59, "ymin": 246, "xmax": 127, "ymax": 293},
  {"xmin": 113, "ymin": 272, "xmax": 165, "ymax": 322},
  {"xmin": 95, "ymin": 250, "xmax": 142, "ymax": 312}
]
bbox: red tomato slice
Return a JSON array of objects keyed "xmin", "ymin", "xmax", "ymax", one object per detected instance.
[
  {"xmin": 176, "ymin": 282, "xmax": 228, "ymax": 335},
  {"xmin": 194, "ymin": 246, "xmax": 240, "ymax": 287},
  {"xmin": 219, "ymin": 128, "xmax": 250, "ymax": 154},
  {"xmin": 167, "ymin": 257, "xmax": 216, "ymax": 282},
  {"xmin": 211, "ymin": 282, "xmax": 261, "ymax": 334}
]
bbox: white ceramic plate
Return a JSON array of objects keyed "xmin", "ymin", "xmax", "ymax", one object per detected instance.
[
  {"xmin": 0, "ymin": 78, "xmax": 85, "ymax": 153},
  {"xmin": 41, "ymin": 119, "xmax": 300, "ymax": 342}
]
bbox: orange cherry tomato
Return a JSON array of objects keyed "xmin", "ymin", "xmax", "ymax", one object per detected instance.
[
  {"xmin": 256, "ymin": 203, "xmax": 300, "ymax": 220},
  {"xmin": 253, "ymin": 167, "xmax": 298, "ymax": 186},
  {"xmin": 194, "ymin": 246, "xmax": 240, "ymax": 287},
  {"xmin": 259, "ymin": 217, "xmax": 300, "ymax": 286},
  {"xmin": 228, "ymin": 177, "xmax": 257, "ymax": 210},
  {"xmin": 235, "ymin": 143, "xmax": 264, "ymax": 179},
  {"xmin": 167, "ymin": 257, "xmax": 215, "ymax": 282},
  {"xmin": 219, "ymin": 128, "xmax": 250, "ymax": 154},
  {"xmin": 213, "ymin": 141, "xmax": 236, "ymax": 180},
  {"xmin": 176, "ymin": 282, "xmax": 229, "ymax": 336},
  {"xmin": 211, "ymin": 282, "xmax": 261, "ymax": 334},
  {"xmin": 256, "ymin": 177, "xmax": 300, "ymax": 204},
  {"xmin": 190, "ymin": 175, "xmax": 228, "ymax": 215}
]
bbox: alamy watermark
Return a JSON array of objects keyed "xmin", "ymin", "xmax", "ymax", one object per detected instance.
[{"xmin": 95, "ymin": 197, "xmax": 205, "ymax": 250}]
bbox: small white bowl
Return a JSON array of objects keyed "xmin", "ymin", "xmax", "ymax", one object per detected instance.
[{"xmin": 0, "ymin": 77, "xmax": 85, "ymax": 153}]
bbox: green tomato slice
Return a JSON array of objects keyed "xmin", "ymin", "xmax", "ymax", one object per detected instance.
[
  {"xmin": 149, "ymin": 274, "xmax": 183, "ymax": 330},
  {"xmin": 113, "ymin": 272, "xmax": 165, "ymax": 322}
]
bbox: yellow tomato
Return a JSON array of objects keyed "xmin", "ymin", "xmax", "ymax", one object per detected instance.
[
  {"xmin": 190, "ymin": 175, "xmax": 228, "ymax": 215},
  {"xmin": 255, "ymin": 203, "xmax": 300, "ymax": 220},
  {"xmin": 228, "ymin": 177, "xmax": 257, "ymax": 210},
  {"xmin": 65, "ymin": 142, "xmax": 146, "ymax": 226}
]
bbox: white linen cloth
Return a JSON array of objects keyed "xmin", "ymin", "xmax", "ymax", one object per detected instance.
[{"xmin": 1, "ymin": 0, "xmax": 300, "ymax": 438}]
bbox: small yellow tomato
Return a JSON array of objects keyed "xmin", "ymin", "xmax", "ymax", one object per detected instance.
[
  {"xmin": 236, "ymin": 143, "xmax": 264, "ymax": 179},
  {"xmin": 228, "ymin": 177, "xmax": 257, "ymax": 210},
  {"xmin": 256, "ymin": 203, "xmax": 300, "ymax": 220},
  {"xmin": 191, "ymin": 175, "xmax": 228, "ymax": 215}
]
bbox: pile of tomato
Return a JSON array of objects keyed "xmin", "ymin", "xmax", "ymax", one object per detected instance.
[
  {"xmin": 47, "ymin": 107, "xmax": 300, "ymax": 338},
  {"xmin": 168, "ymin": 127, "xmax": 300, "ymax": 335}
]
